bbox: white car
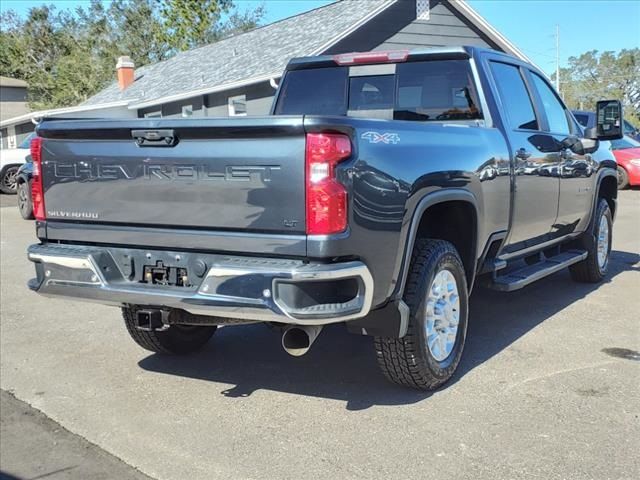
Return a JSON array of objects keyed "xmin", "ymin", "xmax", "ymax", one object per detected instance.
[{"xmin": 0, "ymin": 132, "xmax": 34, "ymax": 194}]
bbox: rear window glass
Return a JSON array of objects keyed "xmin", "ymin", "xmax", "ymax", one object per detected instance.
[
  {"xmin": 349, "ymin": 76, "xmax": 395, "ymax": 111},
  {"xmin": 574, "ymin": 113, "xmax": 590, "ymax": 128},
  {"xmin": 274, "ymin": 67, "xmax": 348, "ymax": 115},
  {"xmin": 275, "ymin": 60, "xmax": 482, "ymax": 121},
  {"xmin": 394, "ymin": 60, "xmax": 481, "ymax": 121}
]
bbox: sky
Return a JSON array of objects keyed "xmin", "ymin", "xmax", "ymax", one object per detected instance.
[{"xmin": 2, "ymin": 0, "xmax": 639, "ymax": 75}]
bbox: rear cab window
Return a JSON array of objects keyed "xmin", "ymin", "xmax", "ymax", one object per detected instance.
[
  {"xmin": 489, "ymin": 61, "xmax": 539, "ymax": 131},
  {"xmin": 274, "ymin": 59, "xmax": 483, "ymax": 122}
]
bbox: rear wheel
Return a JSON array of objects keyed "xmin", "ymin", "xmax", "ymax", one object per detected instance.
[
  {"xmin": 17, "ymin": 180, "xmax": 34, "ymax": 219},
  {"xmin": 0, "ymin": 165, "xmax": 19, "ymax": 194},
  {"xmin": 570, "ymin": 198, "xmax": 612, "ymax": 283},
  {"xmin": 374, "ymin": 239, "xmax": 468, "ymax": 390},
  {"xmin": 122, "ymin": 307, "xmax": 217, "ymax": 354},
  {"xmin": 617, "ymin": 166, "xmax": 629, "ymax": 190}
]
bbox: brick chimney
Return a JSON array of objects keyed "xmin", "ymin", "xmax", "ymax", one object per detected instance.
[{"xmin": 116, "ymin": 56, "xmax": 135, "ymax": 90}]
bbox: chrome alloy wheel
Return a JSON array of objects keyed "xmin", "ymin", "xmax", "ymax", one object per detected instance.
[
  {"xmin": 425, "ymin": 269, "xmax": 460, "ymax": 362},
  {"xmin": 597, "ymin": 215, "xmax": 610, "ymax": 269}
]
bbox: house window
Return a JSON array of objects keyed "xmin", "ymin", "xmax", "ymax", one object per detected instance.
[
  {"xmin": 182, "ymin": 105, "xmax": 193, "ymax": 117},
  {"xmin": 144, "ymin": 111, "xmax": 161, "ymax": 118},
  {"xmin": 228, "ymin": 95, "xmax": 247, "ymax": 116},
  {"xmin": 416, "ymin": 0, "xmax": 430, "ymax": 20}
]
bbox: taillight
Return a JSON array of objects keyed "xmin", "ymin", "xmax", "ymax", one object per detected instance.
[
  {"xmin": 333, "ymin": 50, "xmax": 409, "ymax": 66},
  {"xmin": 30, "ymin": 136, "xmax": 46, "ymax": 220},
  {"xmin": 305, "ymin": 133, "xmax": 351, "ymax": 235}
]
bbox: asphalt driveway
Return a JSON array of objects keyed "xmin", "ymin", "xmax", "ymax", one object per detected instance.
[{"xmin": 1, "ymin": 191, "xmax": 638, "ymax": 480}]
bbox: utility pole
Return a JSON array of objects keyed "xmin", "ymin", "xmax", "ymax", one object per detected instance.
[{"xmin": 555, "ymin": 24, "xmax": 560, "ymax": 95}]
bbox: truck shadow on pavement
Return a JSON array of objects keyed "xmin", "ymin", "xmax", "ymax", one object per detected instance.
[{"xmin": 138, "ymin": 250, "xmax": 639, "ymax": 411}]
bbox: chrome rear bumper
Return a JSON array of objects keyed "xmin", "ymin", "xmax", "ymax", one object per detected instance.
[{"xmin": 28, "ymin": 244, "xmax": 374, "ymax": 325}]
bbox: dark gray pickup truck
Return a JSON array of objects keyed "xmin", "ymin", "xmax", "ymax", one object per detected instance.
[{"xmin": 27, "ymin": 47, "xmax": 623, "ymax": 390}]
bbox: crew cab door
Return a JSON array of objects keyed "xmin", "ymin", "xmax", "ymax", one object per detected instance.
[
  {"xmin": 488, "ymin": 60, "xmax": 561, "ymax": 248},
  {"xmin": 526, "ymin": 72, "xmax": 594, "ymax": 235}
]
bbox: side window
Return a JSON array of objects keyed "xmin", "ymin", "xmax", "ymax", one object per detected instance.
[
  {"xmin": 530, "ymin": 73, "xmax": 570, "ymax": 135},
  {"xmin": 490, "ymin": 62, "xmax": 538, "ymax": 130}
]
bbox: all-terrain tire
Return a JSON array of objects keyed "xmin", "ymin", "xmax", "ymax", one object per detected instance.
[
  {"xmin": 569, "ymin": 198, "xmax": 612, "ymax": 283},
  {"xmin": 122, "ymin": 307, "xmax": 217, "ymax": 354},
  {"xmin": 374, "ymin": 239, "xmax": 469, "ymax": 390}
]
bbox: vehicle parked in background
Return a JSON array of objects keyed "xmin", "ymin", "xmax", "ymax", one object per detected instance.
[
  {"xmin": 572, "ymin": 110, "xmax": 640, "ymax": 141},
  {"xmin": 0, "ymin": 132, "xmax": 35, "ymax": 194},
  {"xmin": 611, "ymin": 135, "xmax": 640, "ymax": 189},
  {"xmin": 27, "ymin": 47, "xmax": 622, "ymax": 391},
  {"xmin": 16, "ymin": 160, "xmax": 34, "ymax": 219}
]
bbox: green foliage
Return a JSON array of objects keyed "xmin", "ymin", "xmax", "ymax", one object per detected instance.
[
  {"xmin": 157, "ymin": 0, "xmax": 230, "ymax": 50},
  {"xmin": 554, "ymin": 49, "xmax": 640, "ymax": 127},
  {"xmin": 0, "ymin": 0, "xmax": 265, "ymax": 110},
  {"xmin": 155, "ymin": 0, "xmax": 264, "ymax": 50}
]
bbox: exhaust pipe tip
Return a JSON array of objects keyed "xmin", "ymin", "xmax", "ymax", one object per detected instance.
[{"xmin": 281, "ymin": 325, "xmax": 323, "ymax": 357}]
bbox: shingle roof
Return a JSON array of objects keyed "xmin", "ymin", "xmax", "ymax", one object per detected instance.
[
  {"xmin": 0, "ymin": 101, "xmax": 30, "ymax": 122},
  {"xmin": 0, "ymin": 76, "xmax": 28, "ymax": 88},
  {"xmin": 83, "ymin": 0, "xmax": 392, "ymax": 108}
]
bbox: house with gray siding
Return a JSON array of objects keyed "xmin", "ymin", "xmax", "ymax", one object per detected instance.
[
  {"xmin": 0, "ymin": 0, "xmax": 532, "ymax": 142},
  {"xmin": 0, "ymin": 76, "xmax": 30, "ymax": 149}
]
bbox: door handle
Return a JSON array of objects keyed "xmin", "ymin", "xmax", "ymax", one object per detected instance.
[
  {"xmin": 560, "ymin": 148, "xmax": 573, "ymax": 161},
  {"xmin": 131, "ymin": 129, "xmax": 178, "ymax": 147},
  {"xmin": 515, "ymin": 148, "xmax": 531, "ymax": 160}
]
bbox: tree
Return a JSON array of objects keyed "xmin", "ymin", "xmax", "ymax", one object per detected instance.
[
  {"xmin": 0, "ymin": 5, "xmax": 79, "ymax": 109},
  {"xmin": 555, "ymin": 49, "xmax": 640, "ymax": 127},
  {"xmin": 156, "ymin": 0, "xmax": 265, "ymax": 50},
  {"xmin": 218, "ymin": 3, "xmax": 266, "ymax": 39},
  {"xmin": 0, "ymin": 10, "xmax": 28, "ymax": 79},
  {"xmin": 108, "ymin": 0, "xmax": 170, "ymax": 66},
  {"xmin": 0, "ymin": 0, "xmax": 265, "ymax": 109}
]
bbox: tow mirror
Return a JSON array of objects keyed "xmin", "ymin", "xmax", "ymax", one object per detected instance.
[{"xmin": 585, "ymin": 100, "xmax": 623, "ymax": 140}]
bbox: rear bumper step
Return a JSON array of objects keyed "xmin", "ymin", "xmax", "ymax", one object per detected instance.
[
  {"xmin": 27, "ymin": 243, "xmax": 373, "ymax": 325},
  {"xmin": 489, "ymin": 250, "xmax": 588, "ymax": 292}
]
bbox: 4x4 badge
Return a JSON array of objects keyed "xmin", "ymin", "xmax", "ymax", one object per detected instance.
[{"xmin": 361, "ymin": 131, "xmax": 400, "ymax": 144}]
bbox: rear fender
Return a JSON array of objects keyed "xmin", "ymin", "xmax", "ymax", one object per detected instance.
[{"xmin": 393, "ymin": 189, "xmax": 480, "ymax": 299}]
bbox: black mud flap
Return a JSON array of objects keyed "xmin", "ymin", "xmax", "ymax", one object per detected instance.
[{"xmin": 346, "ymin": 299, "xmax": 409, "ymax": 338}]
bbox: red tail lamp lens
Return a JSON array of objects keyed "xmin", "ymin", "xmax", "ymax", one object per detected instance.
[
  {"xmin": 30, "ymin": 136, "xmax": 46, "ymax": 220},
  {"xmin": 305, "ymin": 133, "xmax": 351, "ymax": 235}
]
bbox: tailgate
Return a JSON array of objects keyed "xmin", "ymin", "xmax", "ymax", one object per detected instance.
[{"xmin": 37, "ymin": 117, "xmax": 306, "ymax": 233}]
